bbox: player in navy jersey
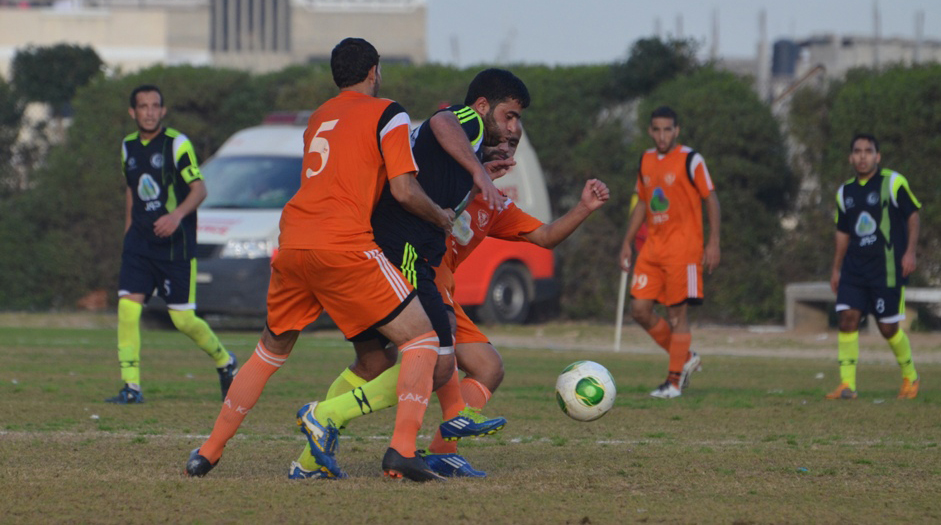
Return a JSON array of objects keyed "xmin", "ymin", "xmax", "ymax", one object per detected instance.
[
  {"xmin": 827, "ymin": 133, "xmax": 921, "ymax": 400},
  {"xmin": 109, "ymin": 84, "xmax": 236, "ymax": 404},
  {"xmin": 289, "ymin": 69, "xmax": 530, "ymax": 480}
]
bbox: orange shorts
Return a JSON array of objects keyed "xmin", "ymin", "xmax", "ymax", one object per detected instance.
[
  {"xmin": 267, "ymin": 247, "xmax": 413, "ymax": 338},
  {"xmin": 631, "ymin": 253, "xmax": 703, "ymax": 307},
  {"xmin": 434, "ymin": 263, "xmax": 488, "ymax": 345}
]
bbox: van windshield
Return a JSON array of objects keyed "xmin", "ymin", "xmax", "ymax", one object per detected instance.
[{"xmin": 201, "ymin": 156, "xmax": 302, "ymax": 209}]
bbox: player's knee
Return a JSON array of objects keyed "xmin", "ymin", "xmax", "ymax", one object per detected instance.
[
  {"xmin": 168, "ymin": 309, "xmax": 199, "ymax": 334},
  {"xmin": 117, "ymin": 298, "xmax": 142, "ymax": 324}
]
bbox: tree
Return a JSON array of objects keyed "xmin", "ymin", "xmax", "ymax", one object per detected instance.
[
  {"xmin": 0, "ymin": 77, "xmax": 24, "ymax": 197},
  {"xmin": 11, "ymin": 44, "xmax": 104, "ymax": 116},
  {"xmin": 607, "ymin": 37, "xmax": 700, "ymax": 101}
]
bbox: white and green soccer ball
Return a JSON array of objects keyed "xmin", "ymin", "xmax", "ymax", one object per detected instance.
[{"xmin": 555, "ymin": 360, "xmax": 616, "ymax": 422}]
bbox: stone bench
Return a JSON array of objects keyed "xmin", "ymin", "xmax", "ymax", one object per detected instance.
[{"xmin": 784, "ymin": 281, "xmax": 941, "ymax": 332}]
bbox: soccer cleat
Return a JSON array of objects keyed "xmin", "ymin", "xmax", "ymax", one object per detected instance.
[
  {"xmin": 381, "ymin": 448, "xmax": 445, "ymax": 482},
  {"xmin": 296, "ymin": 402, "xmax": 346, "ymax": 478},
  {"xmin": 105, "ymin": 384, "xmax": 144, "ymax": 404},
  {"xmin": 421, "ymin": 452, "xmax": 486, "ymax": 478},
  {"xmin": 824, "ymin": 383, "xmax": 858, "ymax": 400},
  {"xmin": 288, "ymin": 461, "xmax": 337, "ymax": 480},
  {"xmin": 439, "ymin": 406, "xmax": 507, "ymax": 441},
  {"xmin": 649, "ymin": 381, "xmax": 682, "ymax": 399},
  {"xmin": 184, "ymin": 448, "xmax": 216, "ymax": 477},
  {"xmin": 680, "ymin": 351, "xmax": 702, "ymax": 390},
  {"xmin": 897, "ymin": 377, "xmax": 920, "ymax": 399},
  {"xmin": 216, "ymin": 351, "xmax": 238, "ymax": 401}
]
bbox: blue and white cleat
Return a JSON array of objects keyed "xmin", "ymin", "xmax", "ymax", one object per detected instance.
[
  {"xmin": 105, "ymin": 384, "xmax": 144, "ymax": 404},
  {"xmin": 422, "ymin": 452, "xmax": 487, "ymax": 478},
  {"xmin": 288, "ymin": 460, "xmax": 337, "ymax": 480},
  {"xmin": 296, "ymin": 401, "xmax": 346, "ymax": 478},
  {"xmin": 440, "ymin": 406, "xmax": 506, "ymax": 441}
]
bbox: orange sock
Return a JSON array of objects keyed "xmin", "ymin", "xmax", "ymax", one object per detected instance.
[
  {"xmin": 460, "ymin": 377, "xmax": 492, "ymax": 409},
  {"xmin": 428, "ymin": 364, "xmax": 464, "ymax": 454},
  {"xmin": 389, "ymin": 331, "xmax": 439, "ymax": 458},
  {"xmin": 647, "ymin": 317, "xmax": 672, "ymax": 353},
  {"xmin": 667, "ymin": 333, "xmax": 691, "ymax": 387},
  {"xmin": 199, "ymin": 342, "xmax": 287, "ymax": 463}
]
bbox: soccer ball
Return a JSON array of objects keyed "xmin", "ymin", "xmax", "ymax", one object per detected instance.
[{"xmin": 555, "ymin": 360, "xmax": 616, "ymax": 421}]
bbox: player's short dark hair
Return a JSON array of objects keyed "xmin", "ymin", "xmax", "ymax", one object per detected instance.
[
  {"xmin": 463, "ymin": 68, "xmax": 531, "ymax": 109},
  {"xmin": 129, "ymin": 84, "xmax": 163, "ymax": 108},
  {"xmin": 650, "ymin": 106, "xmax": 678, "ymax": 125},
  {"xmin": 331, "ymin": 38, "xmax": 380, "ymax": 89},
  {"xmin": 850, "ymin": 133, "xmax": 879, "ymax": 152}
]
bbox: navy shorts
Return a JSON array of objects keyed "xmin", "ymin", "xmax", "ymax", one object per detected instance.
[
  {"xmin": 835, "ymin": 281, "xmax": 905, "ymax": 323},
  {"xmin": 118, "ymin": 251, "xmax": 196, "ymax": 309},
  {"xmin": 351, "ymin": 250, "xmax": 453, "ymax": 349}
]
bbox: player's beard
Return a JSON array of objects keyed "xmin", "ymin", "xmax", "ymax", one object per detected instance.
[{"xmin": 481, "ymin": 109, "xmax": 503, "ymax": 147}]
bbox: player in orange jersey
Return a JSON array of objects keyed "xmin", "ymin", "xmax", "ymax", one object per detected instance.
[
  {"xmin": 184, "ymin": 38, "xmax": 454, "ymax": 482},
  {"xmin": 619, "ymin": 106, "xmax": 721, "ymax": 399}
]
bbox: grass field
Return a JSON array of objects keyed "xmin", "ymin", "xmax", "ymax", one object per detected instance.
[{"xmin": 1, "ymin": 317, "xmax": 940, "ymax": 524}]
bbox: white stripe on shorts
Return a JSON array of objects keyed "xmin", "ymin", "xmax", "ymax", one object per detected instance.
[
  {"xmin": 687, "ymin": 264, "xmax": 697, "ymax": 298},
  {"xmin": 365, "ymin": 249, "xmax": 409, "ymax": 301}
]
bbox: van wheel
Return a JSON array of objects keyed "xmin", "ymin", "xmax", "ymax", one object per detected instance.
[{"xmin": 478, "ymin": 263, "xmax": 531, "ymax": 324}]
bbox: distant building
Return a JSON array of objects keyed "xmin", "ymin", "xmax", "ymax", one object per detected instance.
[{"xmin": 0, "ymin": 0, "xmax": 427, "ymax": 78}]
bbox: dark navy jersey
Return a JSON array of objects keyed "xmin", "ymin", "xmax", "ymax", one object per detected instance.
[
  {"xmin": 122, "ymin": 127, "xmax": 203, "ymax": 261},
  {"xmin": 836, "ymin": 168, "xmax": 921, "ymax": 287},
  {"xmin": 370, "ymin": 104, "xmax": 484, "ymax": 267}
]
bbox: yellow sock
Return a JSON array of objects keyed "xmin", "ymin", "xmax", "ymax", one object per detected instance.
[
  {"xmin": 838, "ymin": 331, "xmax": 859, "ymax": 391},
  {"xmin": 117, "ymin": 298, "xmax": 142, "ymax": 387},
  {"xmin": 168, "ymin": 309, "xmax": 230, "ymax": 367},
  {"xmin": 326, "ymin": 367, "xmax": 369, "ymax": 399},
  {"xmin": 887, "ymin": 330, "xmax": 917, "ymax": 382},
  {"xmin": 297, "ymin": 368, "xmax": 369, "ymax": 470}
]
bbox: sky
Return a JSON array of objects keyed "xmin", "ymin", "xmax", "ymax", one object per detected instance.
[{"xmin": 426, "ymin": 0, "xmax": 941, "ymax": 67}]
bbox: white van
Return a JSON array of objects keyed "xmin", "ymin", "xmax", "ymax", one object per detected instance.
[{"xmin": 195, "ymin": 114, "xmax": 555, "ymax": 323}]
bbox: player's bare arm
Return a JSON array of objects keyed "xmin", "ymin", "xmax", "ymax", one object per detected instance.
[
  {"xmin": 831, "ymin": 231, "xmax": 850, "ymax": 293},
  {"xmin": 125, "ymin": 187, "xmax": 133, "ymax": 234},
  {"xmin": 902, "ymin": 211, "xmax": 919, "ymax": 277},
  {"xmin": 703, "ymin": 191, "xmax": 721, "ymax": 274},
  {"xmin": 153, "ymin": 179, "xmax": 207, "ymax": 238},
  {"xmin": 389, "ymin": 171, "xmax": 454, "ymax": 233},
  {"xmin": 429, "ymin": 110, "xmax": 505, "ymax": 211},
  {"xmin": 524, "ymin": 179, "xmax": 609, "ymax": 249},
  {"xmin": 619, "ymin": 201, "xmax": 647, "ymax": 272}
]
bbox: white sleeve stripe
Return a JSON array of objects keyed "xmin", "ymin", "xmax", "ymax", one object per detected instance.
[
  {"xmin": 689, "ymin": 153, "xmax": 714, "ymax": 191},
  {"xmin": 889, "ymin": 173, "xmax": 899, "ymax": 208},
  {"xmin": 379, "ymin": 112, "xmax": 411, "ymax": 142},
  {"xmin": 121, "ymin": 143, "xmax": 128, "ymax": 163},
  {"xmin": 837, "ymin": 186, "xmax": 846, "ymax": 213},
  {"xmin": 172, "ymin": 133, "xmax": 190, "ymax": 168}
]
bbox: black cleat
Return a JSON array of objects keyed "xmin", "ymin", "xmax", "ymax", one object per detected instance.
[
  {"xmin": 105, "ymin": 384, "xmax": 144, "ymax": 404},
  {"xmin": 381, "ymin": 448, "xmax": 445, "ymax": 482},
  {"xmin": 216, "ymin": 351, "xmax": 238, "ymax": 401},
  {"xmin": 184, "ymin": 448, "xmax": 217, "ymax": 477}
]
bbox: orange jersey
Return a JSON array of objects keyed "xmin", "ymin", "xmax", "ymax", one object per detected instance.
[
  {"xmin": 278, "ymin": 91, "xmax": 418, "ymax": 251},
  {"xmin": 635, "ymin": 145, "xmax": 713, "ymax": 264},
  {"xmin": 445, "ymin": 193, "xmax": 544, "ymax": 272}
]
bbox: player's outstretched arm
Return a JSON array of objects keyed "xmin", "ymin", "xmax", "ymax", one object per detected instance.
[
  {"xmin": 389, "ymin": 172, "xmax": 454, "ymax": 233},
  {"xmin": 429, "ymin": 111, "xmax": 505, "ymax": 211},
  {"xmin": 523, "ymin": 179, "xmax": 610, "ymax": 249}
]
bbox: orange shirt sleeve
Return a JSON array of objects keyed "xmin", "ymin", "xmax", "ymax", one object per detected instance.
[{"xmin": 487, "ymin": 201, "xmax": 544, "ymax": 242}]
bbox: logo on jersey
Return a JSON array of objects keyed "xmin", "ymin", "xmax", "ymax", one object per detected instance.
[
  {"xmin": 127, "ymin": 157, "xmax": 137, "ymax": 170},
  {"xmin": 650, "ymin": 187, "xmax": 670, "ymax": 213},
  {"xmin": 150, "ymin": 153, "xmax": 164, "ymax": 169},
  {"xmin": 138, "ymin": 173, "xmax": 161, "ymax": 202},
  {"xmin": 866, "ymin": 192, "xmax": 879, "ymax": 206},
  {"xmin": 854, "ymin": 211, "xmax": 877, "ymax": 237},
  {"xmin": 477, "ymin": 209, "xmax": 490, "ymax": 229},
  {"xmin": 845, "ymin": 197, "xmax": 854, "ymax": 209},
  {"xmin": 664, "ymin": 172, "xmax": 676, "ymax": 185}
]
